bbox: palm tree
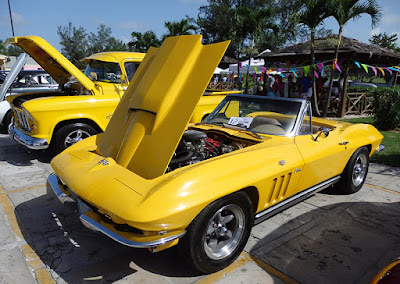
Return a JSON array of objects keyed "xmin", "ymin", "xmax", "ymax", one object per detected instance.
[
  {"xmin": 297, "ymin": 0, "xmax": 333, "ymax": 116},
  {"xmin": 322, "ymin": 0, "xmax": 381, "ymax": 117},
  {"xmin": 128, "ymin": 31, "xmax": 161, "ymax": 53},
  {"xmin": 235, "ymin": 6, "xmax": 276, "ymax": 94},
  {"xmin": 162, "ymin": 19, "xmax": 197, "ymax": 40}
]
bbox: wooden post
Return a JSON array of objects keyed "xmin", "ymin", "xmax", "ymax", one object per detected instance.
[
  {"xmin": 338, "ymin": 59, "xmax": 350, "ymax": 117},
  {"xmin": 394, "ymin": 72, "xmax": 398, "ymax": 86}
]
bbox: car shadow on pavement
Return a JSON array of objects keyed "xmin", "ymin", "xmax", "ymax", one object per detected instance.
[
  {"xmin": 0, "ymin": 135, "xmax": 53, "ymax": 165},
  {"xmin": 14, "ymin": 189, "xmax": 201, "ymax": 283},
  {"xmin": 248, "ymin": 198, "xmax": 400, "ymax": 284}
]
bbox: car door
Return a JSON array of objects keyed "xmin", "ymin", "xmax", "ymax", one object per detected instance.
[{"xmin": 294, "ymin": 103, "xmax": 349, "ymax": 191}]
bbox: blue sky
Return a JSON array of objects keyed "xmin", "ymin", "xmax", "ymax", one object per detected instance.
[{"xmin": 1, "ymin": 0, "xmax": 399, "ymax": 53}]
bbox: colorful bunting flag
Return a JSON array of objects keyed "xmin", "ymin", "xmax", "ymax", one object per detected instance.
[
  {"xmin": 291, "ymin": 68, "xmax": 298, "ymax": 77},
  {"xmin": 378, "ymin": 67, "xmax": 385, "ymax": 77},
  {"xmin": 353, "ymin": 60, "xmax": 361, "ymax": 68},
  {"xmin": 314, "ymin": 71, "xmax": 319, "ymax": 78},
  {"xmin": 239, "ymin": 62, "xmax": 242, "ymax": 68},
  {"xmin": 370, "ymin": 66, "xmax": 377, "ymax": 77},
  {"xmin": 361, "ymin": 64, "xmax": 368, "ymax": 73},
  {"xmin": 316, "ymin": 62, "xmax": 324, "ymax": 72},
  {"xmin": 303, "ymin": 66, "xmax": 310, "ymax": 76},
  {"xmin": 333, "ymin": 60, "xmax": 342, "ymax": 72},
  {"xmin": 261, "ymin": 67, "xmax": 267, "ymax": 73},
  {"xmin": 253, "ymin": 66, "xmax": 258, "ymax": 73},
  {"xmin": 321, "ymin": 66, "xmax": 326, "ymax": 77},
  {"xmin": 385, "ymin": 68, "xmax": 393, "ymax": 75}
]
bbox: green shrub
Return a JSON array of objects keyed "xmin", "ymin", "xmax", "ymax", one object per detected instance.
[{"xmin": 371, "ymin": 87, "xmax": 400, "ymax": 130}]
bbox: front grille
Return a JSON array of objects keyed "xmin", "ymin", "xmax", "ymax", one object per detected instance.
[{"xmin": 14, "ymin": 109, "xmax": 30, "ymax": 131}]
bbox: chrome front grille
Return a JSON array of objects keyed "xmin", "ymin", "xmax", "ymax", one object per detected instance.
[{"xmin": 14, "ymin": 109, "xmax": 30, "ymax": 131}]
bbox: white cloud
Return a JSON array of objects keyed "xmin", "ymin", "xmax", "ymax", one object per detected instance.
[
  {"xmin": 119, "ymin": 21, "xmax": 144, "ymax": 31},
  {"xmin": 0, "ymin": 12, "xmax": 26, "ymax": 27},
  {"xmin": 178, "ymin": 0, "xmax": 207, "ymax": 4},
  {"xmin": 370, "ymin": 27, "xmax": 382, "ymax": 37},
  {"xmin": 11, "ymin": 12, "xmax": 26, "ymax": 25},
  {"xmin": 120, "ymin": 35, "xmax": 131, "ymax": 44}
]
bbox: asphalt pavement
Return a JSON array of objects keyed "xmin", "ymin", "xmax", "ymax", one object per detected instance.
[{"xmin": 0, "ymin": 126, "xmax": 399, "ymax": 284}]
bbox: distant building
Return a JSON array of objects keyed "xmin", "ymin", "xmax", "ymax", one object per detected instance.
[{"xmin": 5, "ymin": 56, "xmax": 42, "ymax": 71}]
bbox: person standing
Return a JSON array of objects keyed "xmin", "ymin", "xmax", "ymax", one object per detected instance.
[{"xmin": 300, "ymin": 74, "xmax": 312, "ymax": 100}]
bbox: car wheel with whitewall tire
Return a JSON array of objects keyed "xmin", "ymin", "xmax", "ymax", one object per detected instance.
[
  {"xmin": 337, "ymin": 146, "xmax": 369, "ymax": 194},
  {"xmin": 179, "ymin": 191, "xmax": 253, "ymax": 274},
  {"xmin": 54, "ymin": 123, "xmax": 97, "ymax": 154},
  {"xmin": 3, "ymin": 110, "xmax": 12, "ymax": 127}
]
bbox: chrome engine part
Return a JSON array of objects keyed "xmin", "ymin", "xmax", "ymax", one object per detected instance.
[{"xmin": 167, "ymin": 130, "xmax": 238, "ymax": 172}]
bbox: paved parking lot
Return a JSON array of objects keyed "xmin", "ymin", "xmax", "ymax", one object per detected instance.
[{"xmin": 0, "ymin": 126, "xmax": 399, "ymax": 284}]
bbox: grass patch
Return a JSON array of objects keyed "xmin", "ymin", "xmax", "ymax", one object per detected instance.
[{"xmin": 340, "ymin": 117, "xmax": 400, "ymax": 167}]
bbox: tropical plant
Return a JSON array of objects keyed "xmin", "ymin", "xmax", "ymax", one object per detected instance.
[
  {"xmin": 87, "ymin": 24, "xmax": 128, "ymax": 54},
  {"xmin": 57, "ymin": 22, "xmax": 89, "ymax": 68},
  {"xmin": 369, "ymin": 32, "xmax": 399, "ymax": 51},
  {"xmin": 297, "ymin": 0, "xmax": 333, "ymax": 116},
  {"xmin": 162, "ymin": 19, "xmax": 197, "ymax": 40},
  {"xmin": 0, "ymin": 40, "xmax": 7, "ymax": 55},
  {"xmin": 322, "ymin": 0, "xmax": 381, "ymax": 117},
  {"xmin": 128, "ymin": 31, "xmax": 161, "ymax": 53},
  {"xmin": 235, "ymin": 5, "xmax": 276, "ymax": 93}
]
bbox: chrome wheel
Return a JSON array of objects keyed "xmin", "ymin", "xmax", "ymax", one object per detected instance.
[
  {"xmin": 352, "ymin": 153, "xmax": 368, "ymax": 187},
  {"xmin": 203, "ymin": 204, "xmax": 245, "ymax": 260},
  {"xmin": 64, "ymin": 129, "xmax": 90, "ymax": 148}
]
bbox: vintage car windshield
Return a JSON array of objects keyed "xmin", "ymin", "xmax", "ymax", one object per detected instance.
[
  {"xmin": 204, "ymin": 96, "xmax": 302, "ymax": 136},
  {"xmin": 84, "ymin": 60, "xmax": 122, "ymax": 84}
]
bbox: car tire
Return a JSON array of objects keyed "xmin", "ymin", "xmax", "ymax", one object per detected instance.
[
  {"xmin": 337, "ymin": 146, "xmax": 369, "ymax": 194},
  {"xmin": 179, "ymin": 191, "xmax": 253, "ymax": 274},
  {"xmin": 54, "ymin": 123, "xmax": 97, "ymax": 154},
  {"xmin": 3, "ymin": 110, "xmax": 12, "ymax": 127}
]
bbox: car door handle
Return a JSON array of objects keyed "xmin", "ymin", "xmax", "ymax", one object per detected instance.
[{"xmin": 339, "ymin": 141, "xmax": 349, "ymax": 145}]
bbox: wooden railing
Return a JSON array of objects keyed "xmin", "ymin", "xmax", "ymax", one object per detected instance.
[
  {"xmin": 343, "ymin": 92, "xmax": 374, "ymax": 115},
  {"xmin": 207, "ymin": 82, "xmax": 234, "ymax": 90},
  {"xmin": 324, "ymin": 91, "xmax": 374, "ymax": 117}
]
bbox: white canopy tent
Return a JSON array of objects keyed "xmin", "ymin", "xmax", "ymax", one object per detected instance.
[{"xmin": 228, "ymin": 58, "xmax": 266, "ymax": 74}]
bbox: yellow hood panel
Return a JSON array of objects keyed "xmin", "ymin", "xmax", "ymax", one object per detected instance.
[
  {"xmin": 5, "ymin": 36, "xmax": 95, "ymax": 92},
  {"xmin": 97, "ymin": 35, "xmax": 229, "ymax": 179}
]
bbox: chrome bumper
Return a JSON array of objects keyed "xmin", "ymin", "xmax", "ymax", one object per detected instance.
[
  {"xmin": 9, "ymin": 123, "xmax": 49, "ymax": 150},
  {"xmin": 47, "ymin": 173, "xmax": 186, "ymax": 248}
]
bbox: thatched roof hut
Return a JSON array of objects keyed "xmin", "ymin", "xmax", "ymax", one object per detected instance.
[
  {"xmin": 257, "ymin": 35, "xmax": 400, "ymax": 117},
  {"xmin": 257, "ymin": 34, "xmax": 400, "ymax": 65}
]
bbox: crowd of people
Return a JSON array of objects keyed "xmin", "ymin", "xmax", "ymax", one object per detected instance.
[{"xmin": 212, "ymin": 72, "xmax": 345, "ymax": 110}]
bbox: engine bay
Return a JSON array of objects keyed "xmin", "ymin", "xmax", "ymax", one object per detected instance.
[{"xmin": 167, "ymin": 128, "xmax": 257, "ymax": 172}]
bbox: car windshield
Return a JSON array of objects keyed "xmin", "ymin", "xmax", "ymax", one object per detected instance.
[
  {"xmin": 84, "ymin": 60, "xmax": 122, "ymax": 84},
  {"xmin": 204, "ymin": 96, "xmax": 303, "ymax": 136}
]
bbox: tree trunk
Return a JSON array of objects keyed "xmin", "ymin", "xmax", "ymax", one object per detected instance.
[
  {"xmin": 322, "ymin": 28, "xmax": 343, "ymax": 117},
  {"xmin": 310, "ymin": 30, "xmax": 321, "ymax": 116}
]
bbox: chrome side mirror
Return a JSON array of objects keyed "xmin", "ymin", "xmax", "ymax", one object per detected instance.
[{"xmin": 313, "ymin": 126, "xmax": 330, "ymax": 141}]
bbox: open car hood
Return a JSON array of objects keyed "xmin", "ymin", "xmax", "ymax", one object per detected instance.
[
  {"xmin": 96, "ymin": 35, "xmax": 229, "ymax": 179},
  {"xmin": 5, "ymin": 36, "xmax": 95, "ymax": 92},
  {"xmin": 0, "ymin": 53, "xmax": 29, "ymax": 101}
]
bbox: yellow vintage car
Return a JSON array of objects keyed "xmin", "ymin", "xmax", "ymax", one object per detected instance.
[
  {"xmin": 48, "ymin": 35, "xmax": 384, "ymax": 273},
  {"xmin": 6, "ymin": 36, "xmax": 145, "ymax": 153},
  {"xmin": 6, "ymin": 36, "xmax": 236, "ymax": 153}
]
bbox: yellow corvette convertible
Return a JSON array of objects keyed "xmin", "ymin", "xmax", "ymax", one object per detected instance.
[{"xmin": 48, "ymin": 35, "xmax": 384, "ymax": 273}]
